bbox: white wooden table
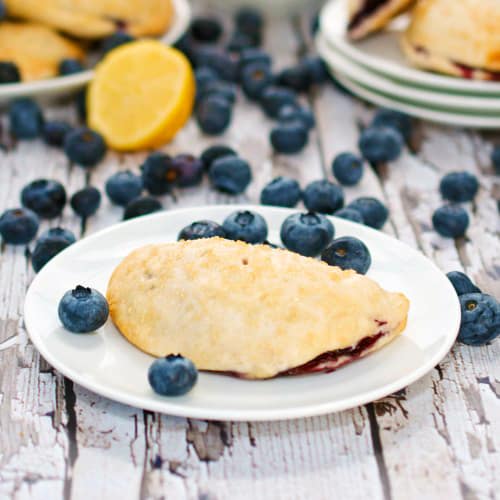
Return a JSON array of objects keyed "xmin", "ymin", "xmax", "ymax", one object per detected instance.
[{"xmin": 0, "ymin": 8, "xmax": 499, "ymax": 500}]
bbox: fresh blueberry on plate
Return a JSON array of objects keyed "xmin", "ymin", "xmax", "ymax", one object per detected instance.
[
  {"xmin": 239, "ymin": 48, "xmax": 271, "ymax": 71},
  {"xmin": 196, "ymin": 95, "xmax": 232, "ymax": 135},
  {"xmin": 302, "ymin": 55, "xmax": 329, "ymax": 85},
  {"xmin": 195, "ymin": 66, "xmax": 219, "ymax": 92},
  {"xmin": 9, "ymin": 98, "xmax": 44, "ymax": 139},
  {"xmin": 260, "ymin": 86, "xmax": 297, "ymax": 118},
  {"xmin": 123, "ymin": 196, "xmax": 162, "ymax": 220},
  {"xmin": 321, "ymin": 236, "xmax": 371, "ymax": 274},
  {"xmin": 334, "ymin": 207, "xmax": 365, "ymax": 224},
  {"xmin": 148, "ymin": 354, "xmax": 198, "ymax": 396},
  {"xmin": 0, "ymin": 61, "xmax": 21, "ymax": 84},
  {"xmin": 200, "ymin": 144, "xmax": 237, "ymax": 171},
  {"xmin": 457, "ymin": 293, "xmax": 500, "ymax": 346},
  {"xmin": 178, "ymin": 220, "xmax": 226, "ymax": 240},
  {"xmin": 235, "ymin": 7, "xmax": 263, "ymax": 39},
  {"xmin": 0, "ymin": 208, "xmax": 39, "ymax": 244},
  {"xmin": 58, "ymin": 58, "xmax": 84, "ymax": 76},
  {"xmin": 241, "ymin": 61, "xmax": 273, "ymax": 100},
  {"xmin": 58, "ymin": 285, "xmax": 109, "ymax": 333},
  {"xmin": 432, "ymin": 205, "xmax": 469, "ymax": 238},
  {"xmin": 105, "ymin": 170, "xmax": 143, "ymax": 206},
  {"xmin": 276, "ymin": 64, "xmax": 310, "ymax": 92},
  {"xmin": 42, "ymin": 121, "xmax": 72, "ymax": 147},
  {"xmin": 70, "ymin": 186, "xmax": 101, "ymax": 218},
  {"xmin": 447, "ymin": 271, "xmax": 481, "ymax": 296},
  {"xmin": 190, "ymin": 16, "xmax": 223, "ymax": 43},
  {"xmin": 278, "ymin": 105, "xmax": 315, "ymax": 131},
  {"xmin": 171, "ymin": 154, "xmax": 204, "ymax": 187},
  {"xmin": 439, "ymin": 171, "xmax": 479, "ymax": 203},
  {"xmin": 21, "ymin": 179, "xmax": 66, "ymax": 219},
  {"xmin": 371, "ymin": 109, "xmax": 413, "ymax": 142},
  {"xmin": 223, "ymin": 210, "xmax": 268, "ymax": 244},
  {"xmin": 303, "ymin": 180, "xmax": 344, "ymax": 214},
  {"xmin": 141, "ymin": 152, "xmax": 175, "ymax": 195},
  {"xmin": 359, "ymin": 126, "xmax": 403, "ymax": 163},
  {"xmin": 32, "ymin": 227, "xmax": 76, "ymax": 272},
  {"xmin": 280, "ymin": 212, "xmax": 334, "ymax": 257},
  {"xmin": 226, "ymin": 31, "xmax": 255, "ymax": 52},
  {"xmin": 197, "ymin": 80, "xmax": 237, "ymax": 105},
  {"xmin": 193, "ymin": 46, "xmax": 239, "ymax": 82},
  {"xmin": 209, "ymin": 156, "xmax": 252, "ymax": 194},
  {"xmin": 64, "ymin": 127, "xmax": 107, "ymax": 168},
  {"xmin": 101, "ymin": 31, "xmax": 135, "ymax": 54},
  {"xmin": 270, "ymin": 120, "xmax": 308, "ymax": 155},
  {"xmin": 332, "ymin": 152, "xmax": 364, "ymax": 186},
  {"xmin": 260, "ymin": 176, "xmax": 301, "ymax": 207},
  {"xmin": 347, "ymin": 197, "xmax": 388, "ymax": 229}
]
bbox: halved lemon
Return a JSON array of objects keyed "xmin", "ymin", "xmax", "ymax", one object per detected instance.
[{"xmin": 88, "ymin": 40, "xmax": 195, "ymax": 151}]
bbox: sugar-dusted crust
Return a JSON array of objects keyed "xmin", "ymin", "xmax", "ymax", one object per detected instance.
[
  {"xmin": 347, "ymin": 0, "xmax": 415, "ymax": 40},
  {"xmin": 4, "ymin": 0, "xmax": 174, "ymax": 39},
  {"xmin": 0, "ymin": 22, "xmax": 84, "ymax": 81},
  {"xmin": 402, "ymin": 0, "xmax": 500, "ymax": 77},
  {"xmin": 107, "ymin": 238, "xmax": 410, "ymax": 379}
]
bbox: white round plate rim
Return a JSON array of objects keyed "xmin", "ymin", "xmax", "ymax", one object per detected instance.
[
  {"xmin": 316, "ymin": 35, "xmax": 500, "ymax": 113},
  {"xmin": 0, "ymin": 0, "xmax": 191, "ymax": 102},
  {"xmin": 331, "ymin": 71, "xmax": 500, "ymax": 129},
  {"xmin": 24, "ymin": 205, "xmax": 461, "ymax": 422},
  {"xmin": 319, "ymin": 0, "xmax": 500, "ymax": 95}
]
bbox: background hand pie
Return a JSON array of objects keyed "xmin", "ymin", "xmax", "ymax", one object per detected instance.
[
  {"xmin": 4, "ymin": 0, "xmax": 174, "ymax": 39},
  {"xmin": 107, "ymin": 238, "xmax": 409, "ymax": 379}
]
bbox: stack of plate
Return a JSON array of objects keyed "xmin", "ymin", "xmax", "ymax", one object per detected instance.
[{"xmin": 316, "ymin": 0, "xmax": 500, "ymax": 129}]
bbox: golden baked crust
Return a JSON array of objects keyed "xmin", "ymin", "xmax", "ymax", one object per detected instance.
[
  {"xmin": 402, "ymin": 0, "xmax": 500, "ymax": 79},
  {"xmin": 4, "ymin": 0, "xmax": 175, "ymax": 39},
  {"xmin": 348, "ymin": 0, "xmax": 415, "ymax": 40},
  {"xmin": 107, "ymin": 238, "xmax": 409, "ymax": 379},
  {"xmin": 0, "ymin": 22, "xmax": 84, "ymax": 81}
]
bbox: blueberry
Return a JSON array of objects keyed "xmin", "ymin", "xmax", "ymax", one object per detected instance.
[
  {"xmin": 270, "ymin": 121, "xmax": 308, "ymax": 154},
  {"xmin": 200, "ymin": 144, "xmax": 237, "ymax": 171},
  {"xmin": 439, "ymin": 171, "xmax": 479, "ymax": 203},
  {"xmin": 148, "ymin": 354, "xmax": 198, "ymax": 396},
  {"xmin": 64, "ymin": 127, "xmax": 107, "ymax": 168},
  {"xmin": 359, "ymin": 126, "xmax": 403, "ymax": 163},
  {"xmin": 197, "ymin": 80, "xmax": 237, "ymax": 104},
  {"xmin": 226, "ymin": 31, "xmax": 255, "ymax": 52},
  {"xmin": 195, "ymin": 66, "xmax": 219, "ymax": 91},
  {"xmin": 447, "ymin": 271, "xmax": 481, "ymax": 296},
  {"xmin": 171, "ymin": 154, "xmax": 204, "ymax": 187},
  {"xmin": 209, "ymin": 156, "xmax": 252, "ymax": 194},
  {"xmin": 21, "ymin": 179, "xmax": 66, "ymax": 219},
  {"xmin": 302, "ymin": 56, "xmax": 329, "ymax": 85},
  {"xmin": 101, "ymin": 31, "xmax": 135, "ymax": 54},
  {"xmin": 278, "ymin": 105, "xmax": 315, "ymax": 130},
  {"xmin": 491, "ymin": 145, "xmax": 500, "ymax": 175},
  {"xmin": 190, "ymin": 16, "xmax": 223, "ymax": 43},
  {"xmin": 371, "ymin": 109, "xmax": 413, "ymax": 142},
  {"xmin": 457, "ymin": 293, "xmax": 500, "ymax": 346},
  {"xmin": 303, "ymin": 180, "xmax": 344, "ymax": 214},
  {"xmin": 276, "ymin": 64, "xmax": 311, "ymax": 92},
  {"xmin": 0, "ymin": 62, "xmax": 21, "ymax": 84},
  {"xmin": 178, "ymin": 220, "xmax": 226, "ymax": 240},
  {"xmin": 334, "ymin": 207, "xmax": 365, "ymax": 224},
  {"xmin": 31, "ymin": 227, "xmax": 76, "ymax": 272},
  {"xmin": 260, "ymin": 86, "xmax": 297, "ymax": 118},
  {"xmin": 9, "ymin": 99, "xmax": 44, "ymax": 139},
  {"xmin": 347, "ymin": 197, "xmax": 388, "ymax": 229},
  {"xmin": 321, "ymin": 236, "xmax": 371, "ymax": 274},
  {"xmin": 235, "ymin": 7, "xmax": 263, "ymax": 41},
  {"xmin": 58, "ymin": 58, "xmax": 84, "ymax": 76},
  {"xmin": 42, "ymin": 121, "xmax": 72, "ymax": 147},
  {"xmin": 0, "ymin": 208, "xmax": 39, "ymax": 244},
  {"xmin": 241, "ymin": 61, "xmax": 273, "ymax": 99},
  {"xmin": 173, "ymin": 33, "xmax": 196, "ymax": 62},
  {"xmin": 58, "ymin": 286, "xmax": 109, "ymax": 333},
  {"xmin": 432, "ymin": 205, "xmax": 469, "ymax": 238},
  {"xmin": 239, "ymin": 48, "xmax": 271, "ymax": 71},
  {"xmin": 141, "ymin": 152, "xmax": 175, "ymax": 195},
  {"xmin": 196, "ymin": 96, "xmax": 232, "ymax": 135},
  {"xmin": 223, "ymin": 210, "xmax": 268, "ymax": 244},
  {"xmin": 123, "ymin": 196, "xmax": 162, "ymax": 220},
  {"xmin": 70, "ymin": 186, "xmax": 101, "ymax": 218},
  {"xmin": 193, "ymin": 46, "xmax": 239, "ymax": 82},
  {"xmin": 105, "ymin": 170, "xmax": 143, "ymax": 206},
  {"xmin": 281, "ymin": 212, "xmax": 334, "ymax": 257},
  {"xmin": 260, "ymin": 176, "xmax": 301, "ymax": 207},
  {"xmin": 332, "ymin": 152, "xmax": 364, "ymax": 186}
]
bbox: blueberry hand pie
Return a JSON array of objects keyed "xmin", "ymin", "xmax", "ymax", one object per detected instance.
[
  {"xmin": 107, "ymin": 238, "xmax": 409, "ymax": 379},
  {"xmin": 347, "ymin": 0, "xmax": 415, "ymax": 40},
  {"xmin": 401, "ymin": 0, "xmax": 500, "ymax": 80}
]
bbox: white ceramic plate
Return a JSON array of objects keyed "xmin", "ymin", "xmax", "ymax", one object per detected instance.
[
  {"xmin": 0, "ymin": 0, "xmax": 191, "ymax": 103},
  {"xmin": 316, "ymin": 35, "xmax": 500, "ymax": 114},
  {"xmin": 24, "ymin": 205, "xmax": 460, "ymax": 421},
  {"xmin": 331, "ymin": 72, "xmax": 500, "ymax": 129},
  {"xmin": 320, "ymin": 0, "xmax": 500, "ymax": 96}
]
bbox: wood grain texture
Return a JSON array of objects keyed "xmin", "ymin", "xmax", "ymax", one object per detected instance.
[{"xmin": 0, "ymin": 7, "xmax": 499, "ymax": 500}]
